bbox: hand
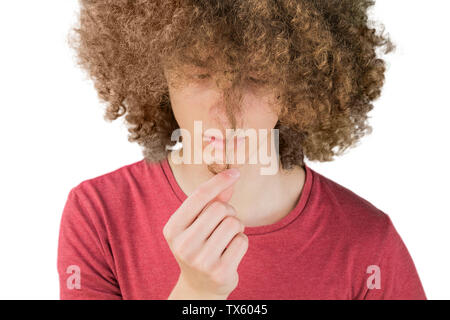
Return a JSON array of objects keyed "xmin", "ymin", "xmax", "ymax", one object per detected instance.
[{"xmin": 163, "ymin": 168, "xmax": 248, "ymax": 299}]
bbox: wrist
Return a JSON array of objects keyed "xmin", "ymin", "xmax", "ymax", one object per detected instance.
[{"xmin": 168, "ymin": 276, "xmax": 228, "ymax": 300}]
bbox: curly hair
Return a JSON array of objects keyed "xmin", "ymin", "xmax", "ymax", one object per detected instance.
[{"xmin": 68, "ymin": 0, "xmax": 394, "ymax": 170}]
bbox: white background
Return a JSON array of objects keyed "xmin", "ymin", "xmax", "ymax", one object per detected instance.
[{"xmin": 0, "ymin": 1, "xmax": 448, "ymax": 299}]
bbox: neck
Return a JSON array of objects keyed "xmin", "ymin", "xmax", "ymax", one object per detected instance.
[{"xmin": 166, "ymin": 152, "xmax": 306, "ymax": 227}]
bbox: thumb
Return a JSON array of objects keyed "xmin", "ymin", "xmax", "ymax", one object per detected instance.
[{"xmin": 215, "ymin": 184, "xmax": 235, "ymax": 203}]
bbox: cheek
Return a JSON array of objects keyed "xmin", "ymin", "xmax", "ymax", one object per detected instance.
[
  {"xmin": 242, "ymin": 96, "xmax": 279, "ymax": 130},
  {"xmin": 169, "ymin": 82, "xmax": 279, "ymax": 132},
  {"xmin": 169, "ymin": 86, "xmax": 209, "ymax": 127}
]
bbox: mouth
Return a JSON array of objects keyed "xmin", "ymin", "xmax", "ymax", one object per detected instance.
[{"xmin": 203, "ymin": 134, "xmax": 245, "ymax": 150}]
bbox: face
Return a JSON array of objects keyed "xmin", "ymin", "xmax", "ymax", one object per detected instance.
[{"xmin": 164, "ymin": 64, "xmax": 280, "ymax": 173}]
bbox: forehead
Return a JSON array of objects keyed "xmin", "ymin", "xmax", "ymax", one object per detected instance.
[
  {"xmin": 162, "ymin": 48, "xmax": 281, "ymax": 92},
  {"xmin": 168, "ymin": 60, "xmax": 269, "ymax": 82},
  {"xmin": 164, "ymin": 46, "xmax": 253, "ymax": 75}
]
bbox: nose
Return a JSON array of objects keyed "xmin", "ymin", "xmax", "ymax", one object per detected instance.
[
  {"xmin": 208, "ymin": 71, "xmax": 244, "ymax": 130},
  {"xmin": 208, "ymin": 102, "xmax": 230, "ymax": 128}
]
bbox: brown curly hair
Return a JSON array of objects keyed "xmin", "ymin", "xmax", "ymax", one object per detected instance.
[{"xmin": 68, "ymin": 0, "xmax": 394, "ymax": 170}]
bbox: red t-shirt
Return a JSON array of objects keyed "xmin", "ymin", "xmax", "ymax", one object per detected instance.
[{"xmin": 57, "ymin": 158, "xmax": 426, "ymax": 299}]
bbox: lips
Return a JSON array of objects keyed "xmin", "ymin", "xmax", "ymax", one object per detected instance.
[{"xmin": 203, "ymin": 135, "xmax": 245, "ymax": 150}]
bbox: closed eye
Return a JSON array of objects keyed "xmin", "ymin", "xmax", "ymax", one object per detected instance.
[
  {"xmin": 195, "ymin": 74, "xmax": 211, "ymax": 79},
  {"xmin": 248, "ymin": 76, "xmax": 266, "ymax": 84}
]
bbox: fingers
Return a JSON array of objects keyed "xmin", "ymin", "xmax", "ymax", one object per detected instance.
[
  {"xmin": 200, "ymin": 215, "xmax": 245, "ymax": 263},
  {"xmin": 215, "ymin": 184, "xmax": 235, "ymax": 203},
  {"xmin": 180, "ymin": 201, "xmax": 237, "ymax": 255},
  {"xmin": 220, "ymin": 232, "xmax": 249, "ymax": 272},
  {"xmin": 164, "ymin": 168, "xmax": 240, "ymax": 239}
]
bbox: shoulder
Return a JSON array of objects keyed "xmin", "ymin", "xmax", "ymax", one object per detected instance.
[
  {"xmin": 67, "ymin": 158, "xmax": 165, "ymax": 209},
  {"xmin": 308, "ymin": 167, "xmax": 395, "ymax": 250},
  {"xmin": 306, "ymin": 167, "xmax": 425, "ymax": 299},
  {"xmin": 73, "ymin": 158, "xmax": 161, "ymax": 193},
  {"xmin": 61, "ymin": 158, "xmax": 166, "ymax": 227}
]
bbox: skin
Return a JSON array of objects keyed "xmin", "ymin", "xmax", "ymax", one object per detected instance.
[
  {"xmin": 164, "ymin": 65, "xmax": 306, "ymax": 227},
  {"xmin": 163, "ymin": 65, "xmax": 306, "ymax": 299}
]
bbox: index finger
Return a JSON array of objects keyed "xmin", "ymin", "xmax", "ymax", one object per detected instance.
[{"xmin": 165, "ymin": 168, "xmax": 240, "ymax": 236}]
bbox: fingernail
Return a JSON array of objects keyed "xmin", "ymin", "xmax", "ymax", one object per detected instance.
[{"xmin": 224, "ymin": 168, "xmax": 240, "ymax": 178}]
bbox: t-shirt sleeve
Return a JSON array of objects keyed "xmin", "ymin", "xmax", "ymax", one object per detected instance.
[
  {"xmin": 362, "ymin": 216, "xmax": 427, "ymax": 300},
  {"xmin": 57, "ymin": 187, "xmax": 122, "ymax": 300}
]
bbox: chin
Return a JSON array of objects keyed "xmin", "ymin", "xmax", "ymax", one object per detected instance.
[{"xmin": 207, "ymin": 163, "xmax": 230, "ymax": 175}]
